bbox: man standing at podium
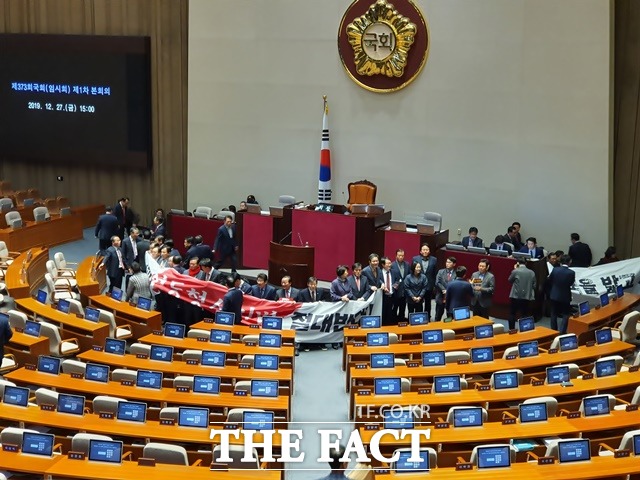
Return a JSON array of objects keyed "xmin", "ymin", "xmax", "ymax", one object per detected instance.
[{"xmin": 412, "ymin": 244, "xmax": 438, "ymax": 320}]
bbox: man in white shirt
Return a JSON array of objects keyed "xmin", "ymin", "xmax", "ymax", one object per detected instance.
[{"xmin": 380, "ymin": 257, "xmax": 395, "ymax": 325}]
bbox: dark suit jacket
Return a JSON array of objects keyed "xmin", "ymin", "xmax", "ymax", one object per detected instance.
[
  {"xmin": 196, "ymin": 269, "xmax": 222, "ymax": 284},
  {"xmin": 503, "ymin": 233, "xmax": 522, "ymax": 251},
  {"xmin": 95, "ymin": 213, "xmax": 119, "ymax": 240},
  {"xmin": 348, "ymin": 275, "xmax": 370, "ymax": 299},
  {"xmin": 299, "ymin": 287, "xmax": 328, "ymax": 303},
  {"xmin": 445, "ymin": 278, "xmax": 474, "ymax": 313},
  {"xmin": 361, "ymin": 266, "xmax": 382, "ymax": 289},
  {"xmin": 153, "ymin": 223, "xmax": 166, "ymax": 238},
  {"xmin": 183, "ymin": 245, "xmax": 199, "ymax": 266},
  {"xmin": 121, "ymin": 237, "xmax": 138, "ymax": 268},
  {"xmin": 214, "ymin": 224, "xmax": 237, "ymax": 256},
  {"xmin": 0, "ymin": 313, "xmax": 13, "ymax": 359},
  {"xmin": 102, "ymin": 245, "xmax": 125, "ymax": 277},
  {"xmin": 239, "ymin": 281, "xmax": 253, "ymax": 294},
  {"xmin": 547, "ymin": 265, "xmax": 575, "ymax": 304},
  {"xmin": 489, "ymin": 242, "xmax": 512, "ymax": 255},
  {"xmin": 251, "ymin": 284, "xmax": 277, "ymax": 301},
  {"xmin": 222, "ymin": 288, "xmax": 243, "ymax": 324},
  {"xmin": 390, "ymin": 260, "xmax": 410, "ymax": 299},
  {"xmin": 137, "ymin": 239, "xmax": 150, "ymax": 272},
  {"xmin": 461, "ymin": 236, "xmax": 484, "ymax": 248},
  {"xmin": 276, "ymin": 287, "xmax": 300, "ymax": 301},
  {"xmin": 569, "ymin": 242, "xmax": 592, "ymax": 268},
  {"xmin": 194, "ymin": 244, "xmax": 214, "ymax": 261},
  {"xmin": 411, "ymin": 255, "xmax": 438, "ymax": 291},
  {"xmin": 518, "ymin": 246, "xmax": 545, "ymax": 259},
  {"xmin": 113, "ymin": 202, "xmax": 134, "ymax": 233}
]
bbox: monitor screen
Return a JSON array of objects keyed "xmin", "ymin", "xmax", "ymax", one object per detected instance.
[
  {"xmin": 617, "ymin": 284, "xmax": 625, "ymax": 298},
  {"xmin": 409, "ymin": 312, "xmax": 428, "ymax": 326},
  {"xmin": 178, "ymin": 407, "xmax": 209, "ymax": 428},
  {"xmin": 21, "ymin": 432, "xmax": 54, "ymax": 457},
  {"xmin": 57, "ymin": 393, "xmax": 85, "ymax": 415},
  {"xmin": 370, "ymin": 353, "xmax": 394, "ymax": 368},
  {"xmin": 383, "ymin": 409, "xmax": 414, "ymax": 429},
  {"xmin": 422, "ymin": 351, "xmax": 446, "ymax": 366},
  {"xmin": 595, "ymin": 359, "xmax": 617, "ymax": 378},
  {"xmin": 163, "ymin": 322, "xmax": 185, "ymax": 339},
  {"xmin": 135, "ymin": 370, "xmax": 162, "ymax": 389},
  {"xmin": 111, "ymin": 287, "xmax": 123, "ymax": 301},
  {"xmin": 518, "ymin": 316, "xmax": 535, "ymax": 332},
  {"xmin": 201, "ymin": 350, "xmax": 225, "ymax": 367},
  {"xmin": 395, "ymin": 449, "xmax": 430, "ymax": 473},
  {"xmin": 57, "ymin": 298, "xmax": 70, "ymax": 314},
  {"xmin": 600, "ymin": 293, "xmax": 610, "ymax": 307},
  {"xmin": 88, "ymin": 440, "xmax": 123, "ymax": 464},
  {"xmin": 193, "ymin": 375, "xmax": 220, "ymax": 394},
  {"xmin": 422, "ymin": 329, "xmax": 443, "ymax": 344},
  {"xmin": 453, "ymin": 407, "xmax": 484, "ymax": 427},
  {"xmin": 474, "ymin": 325, "xmax": 494, "ymax": 339},
  {"xmin": 215, "ymin": 311, "xmax": 235, "ymax": 326},
  {"xmin": 259, "ymin": 333, "xmax": 282, "ymax": 348},
  {"xmin": 37, "ymin": 355, "xmax": 60, "ymax": 375},
  {"xmin": 559, "ymin": 335, "xmax": 578, "ymax": 352},
  {"xmin": 471, "ymin": 347, "xmax": 494, "ymax": 363},
  {"xmin": 136, "ymin": 296, "xmax": 152, "ymax": 311},
  {"xmin": 149, "ymin": 344, "xmax": 173, "ymax": 362},
  {"xmin": 3, "ymin": 385, "xmax": 30, "ymax": 407},
  {"xmin": 116, "ymin": 401, "xmax": 146, "ymax": 422},
  {"xmin": 518, "ymin": 341, "xmax": 539, "ymax": 358},
  {"xmin": 633, "ymin": 434, "xmax": 640, "ymax": 456},
  {"xmin": 209, "ymin": 329, "xmax": 232, "ymax": 344},
  {"xmin": 579, "ymin": 301, "xmax": 590, "ymax": 316},
  {"xmin": 583, "ymin": 396, "xmax": 610, "ymax": 417},
  {"xmin": 242, "ymin": 411, "xmax": 274, "ymax": 431},
  {"xmin": 262, "ymin": 316, "xmax": 282, "ymax": 330},
  {"xmin": 595, "ymin": 328, "xmax": 613, "ymax": 345},
  {"xmin": 366, "ymin": 332, "xmax": 388, "ymax": 347},
  {"xmin": 434, "ymin": 375, "xmax": 461, "ymax": 393},
  {"xmin": 251, "ymin": 380, "xmax": 279, "ymax": 398},
  {"xmin": 519, "ymin": 402, "xmax": 548, "ymax": 423},
  {"xmin": 85, "ymin": 363, "xmax": 109, "ymax": 383},
  {"xmin": 361, "ymin": 315, "xmax": 381, "ymax": 328},
  {"xmin": 546, "ymin": 366, "xmax": 570, "ymax": 384},
  {"xmin": 558, "ymin": 439, "xmax": 591, "ymax": 463},
  {"xmin": 374, "ymin": 378, "xmax": 402, "ymax": 395},
  {"xmin": 104, "ymin": 337, "xmax": 126, "ymax": 355},
  {"xmin": 254, "ymin": 354, "xmax": 279, "ymax": 370},
  {"xmin": 84, "ymin": 306, "xmax": 100, "ymax": 322},
  {"xmin": 453, "ymin": 307, "xmax": 471, "ymax": 321},
  {"xmin": 24, "ymin": 320, "xmax": 41, "ymax": 337},
  {"xmin": 36, "ymin": 289, "xmax": 47, "ymax": 304},
  {"xmin": 477, "ymin": 446, "xmax": 511, "ymax": 468},
  {"xmin": 493, "ymin": 371, "xmax": 519, "ymax": 389}
]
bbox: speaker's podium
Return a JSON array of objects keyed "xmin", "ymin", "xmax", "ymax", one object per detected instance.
[{"xmin": 268, "ymin": 241, "xmax": 315, "ymax": 290}]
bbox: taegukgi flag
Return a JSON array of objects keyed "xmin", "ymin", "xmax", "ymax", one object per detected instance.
[{"xmin": 318, "ymin": 95, "xmax": 332, "ymax": 203}]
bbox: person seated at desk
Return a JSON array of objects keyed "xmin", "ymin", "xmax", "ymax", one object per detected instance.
[
  {"xmin": 461, "ymin": 227, "xmax": 483, "ymax": 249},
  {"xmin": 348, "ymin": 262, "xmax": 371, "ymax": 300},
  {"xmin": 222, "ymin": 273, "xmax": 243, "ymax": 325},
  {"xmin": 331, "ymin": 267, "xmax": 354, "ymax": 303},
  {"xmin": 445, "ymin": 266, "xmax": 473, "ymax": 317},
  {"xmin": 519, "ymin": 237, "xmax": 545, "ymax": 259},
  {"xmin": 300, "ymin": 276, "xmax": 328, "ymax": 302},
  {"xmin": 489, "ymin": 235, "xmax": 512, "ymax": 255},
  {"xmin": 276, "ymin": 275, "xmax": 299, "ymax": 301},
  {"xmin": 568, "ymin": 232, "xmax": 592, "ymax": 268},
  {"xmin": 251, "ymin": 273, "xmax": 277, "ymax": 300}
]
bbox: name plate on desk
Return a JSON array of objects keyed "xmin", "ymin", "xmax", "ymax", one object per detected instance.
[
  {"xmin": 2, "ymin": 444, "xmax": 18, "ymax": 452},
  {"xmin": 120, "ymin": 380, "xmax": 134, "ymax": 387},
  {"xmin": 357, "ymin": 389, "xmax": 372, "ymax": 396},
  {"xmin": 25, "ymin": 363, "xmax": 36, "ymax": 371},
  {"xmin": 355, "ymin": 364, "xmax": 367, "ymax": 370},
  {"xmin": 128, "ymin": 301, "xmax": 136, "ymax": 307},
  {"xmin": 531, "ymin": 380, "xmax": 544, "ymax": 387},
  {"xmin": 160, "ymin": 419, "xmax": 175, "ymax": 426},
  {"xmin": 93, "ymin": 346, "xmax": 103, "ymax": 352},
  {"xmin": 418, "ymin": 388, "xmax": 431, "ymax": 395},
  {"xmin": 409, "ymin": 340, "xmax": 421, "ymax": 345},
  {"xmin": 548, "ymin": 348, "xmax": 558, "ymax": 354},
  {"xmin": 186, "ymin": 359, "xmax": 199, "ymax": 365},
  {"xmin": 508, "ymin": 329, "xmax": 517, "ymax": 335},
  {"xmin": 615, "ymin": 449, "xmax": 631, "ymax": 458},
  {"xmin": 582, "ymin": 373, "xmax": 594, "ymax": 380},
  {"xmin": 245, "ymin": 342, "xmax": 256, "ymax": 347},
  {"xmin": 434, "ymin": 422, "xmax": 449, "ymax": 429},
  {"xmin": 40, "ymin": 404, "xmax": 55, "ymax": 411},
  {"xmin": 397, "ymin": 322, "xmax": 408, "ymax": 327},
  {"xmin": 353, "ymin": 342, "xmax": 364, "ymax": 347},
  {"xmin": 68, "ymin": 451, "xmax": 86, "ymax": 460},
  {"xmin": 502, "ymin": 418, "xmax": 516, "ymax": 425},
  {"xmin": 71, "ymin": 373, "xmax": 84, "ymax": 379},
  {"xmin": 373, "ymin": 468, "xmax": 390, "ymax": 475},
  {"xmin": 347, "ymin": 324, "xmax": 359, "ymax": 329},
  {"xmin": 99, "ymin": 412, "xmax": 114, "ymax": 419},
  {"xmin": 138, "ymin": 458, "xmax": 156, "ymax": 467},
  {"xmin": 152, "ymin": 330, "xmax": 162, "ymax": 335},
  {"xmin": 224, "ymin": 423, "xmax": 239, "ymax": 430},
  {"xmin": 505, "ymin": 354, "xmax": 517, "ymax": 360},
  {"xmin": 538, "ymin": 456, "xmax": 554, "ymax": 465},
  {"xmin": 234, "ymin": 390, "xmax": 247, "ymax": 396},
  {"xmin": 176, "ymin": 386, "xmax": 190, "ymax": 393},
  {"xmin": 197, "ymin": 337, "xmax": 208, "ymax": 342},
  {"xmin": 15, "ymin": 327, "xmax": 23, "ymax": 333},
  {"xmin": 585, "ymin": 340, "xmax": 595, "ymax": 347},
  {"xmin": 407, "ymin": 361, "xmax": 420, "ymax": 368},
  {"xmin": 630, "ymin": 365, "xmax": 640, "ymax": 373},
  {"xmin": 455, "ymin": 462, "xmax": 472, "ymax": 471},
  {"xmin": 567, "ymin": 411, "xmax": 581, "ymax": 419},
  {"xmin": 364, "ymin": 424, "xmax": 380, "ymax": 431},
  {"xmin": 476, "ymin": 385, "xmax": 491, "ymax": 391},
  {"xmin": 75, "ymin": 313, "xmax": 83, "ymax": 319},
  {"xmin": 626, "ymin": 404, "xmax": 639, "ymax": 412},
  {"xmin": 239, "ymin": 363, "xmax": 251, "ymax": 369},
  {"xmin": 250, "ymin": 324, "xmax": 260, "ymax": 329},
  {"xmin": 457, "ymin": 359, "xmax": 469, "ymax": 365},
  {"xmin": 463, "ymin": 335, "xmax": 473, "ymax": 341},
  {"xmin": 136, "ymin": 353, "xmax": 149, "ymax": 359},
  {"xmin": 203, "ymin": 318, "xmax": 214, "ymax": 323}
]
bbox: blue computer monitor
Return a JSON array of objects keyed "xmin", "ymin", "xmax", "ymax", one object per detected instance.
[
  {"xmin": 453, "ymin": 407, "xmax": 484, "ymax": 427},
  {"xmin": 201, "ymin": 350, "xmax": 225, "ymax": 367},
  {"xmin": 163, "ymin": 322, "xmax": 185, "ymax": 339},
  {"xmin": 259, "ymin": 333, "xmax": 282, "ymax": 348},
  {"xmin": 595, "ymin": 328, "xmax": 613, "ymax": 345},
  {"xmin": 85, "ymin": 363, "xmax": 109, "ymax": 383},
  {"xmin": 150, "ymin": 345, "xmax": 173, "ymax": 362},
  {"xmin": 583, "ymin": 396, "xmax": 610, "ymax": 417},
  {"xmin": 367, "ymin": 332, "xmax": 389, "ymax": 346},
  {"xmin": 88, "ymin": 439, "xmax": 123, "ymax": 464},
  {"xmin": 433, "ymin": 375, "xmax": 461, "ymax": 393},
  {"xmin": 22, "ymin": 432, "xmax": 54, "ymax": 457},
  {"xmin": 518, "ymin": 316, "xmax": 535, "ymax": 332},
  {"xmin": 262, "ymin": 316, "xmax": 283, "ymax": 330},
  {"xmin": 474, "ymin": 325, "xmax": 494, "ymax": 339},
  {"xmin": 116, "ymin": 401, "xmax": 147, "ymax": 422},
  {"xmin": 84, "ymin": 306, "xmax": 100, "ymax": 322},
  {"xmin": 600, "ymin": 293, "xmax": 610, "ymax": 307},
  {"xmin": 254, "ymin": 354, "xmax": 279, "ymax": 370},
  {"xmin": 578, "ymin": 301, "xmax": 590, "ymax": 316},
  {"xmin": 422, "ymin": 329, "xmax": 443, "ymax": 344},
  {"xmin": 251, "ymin": 380, "xmax": 279, "ymax": 398},
  {"xmin": 617, "ymin": 284, "xmax": 625, "ymax": 298},
  {"xmin": 24, "ymin": 320, "xmax": 41, "ymax": 337},
  {"xmin": 518, "ymin": 341, "xmax": 539, "ymax": 358},
  {"xmin": 409, "ymin": 312, "xmax": 428, "ymax": 326},
  {"xmin": 137, "ymin": 296, "xmax": 152, "ymax": 311},
  {"xmin": 546, "ymin": 365, "xmax": 570, "ymax": 384},
  {"xmin": 242, "ymin": 411, "xmax": 274, "ymax": 431},
  {"xmin": 135, "ymin": 370, "xmax": 162, "ymax": 389},
  {"xmin": 633, "ymin": 434, "xmax": 640, "ymax": 456},
  {"xmin": 453, "ymin": 306, "xmax": 471, "ymax": 321},
  {"xmin": 3, "ymin": 385, "xmax": 30, "ymax": 407},
  {"xmin": 57, "ymin": 298, "xmax": 70, "ymax": 314},
  {"xmin": 595, "ymin": 358, "xmax": 617, "ymax": 378},
  {"xmin": 374, "ymin": 378, "xmax": 402, "ymax": 395},
  {"xmin": 394, "ymin": 449, "xmax": 430, "ymax": 473},
  {"xmin": 193, "ymin": 375, "xmax": 221, "ymax": 394},
  {"xmin": 493, "ymin": 371, "xmax": 519, "ymax": 389},
  {"xmin": 36, "ymin": 289, "xmax": 47, "ymax": 304},
  {"xmin": 477, "ymin": 446, "xmax": 511, "ymax": 468},
  {"xmin": 215, "ymin": 311, "xmax": 235, "ymax": 326},
  {"xmin": 178, "ymin": 407, "xmax": 209, "ymax": 428},
  {"xmin": 370, "ymin": 353, "xmax": 395, "ymax": 368},
  {"xmin": 361, "ymin": 315, "xmax": 381, "ymax": 328},
  {"xmin": 558, "ymin": 439, "xmax": 591, "ymax": 463},
  {"xmin": 111, "ymin": 287, "xmax": 123, "ymax": 301},
  {"xmin": 559, "ymin": 335, "xmax": 578, "ymax": 352},
  {"xmin": 57, "ymin": 393, "xmax": 85, "ymax": 415},
  {"xmin": 471, "ymin": 347, "xmax": 494, "ymax": 363},
  {"xmin": 210, "ymin": 329, "xmax": 232, "ymax": 344},
  {"xmin": 104, "ymin": 338, "xmax": 126, "ymax": 355},
  {"xmin": 422, "ymin": 351, "xmax": 446, "ymax": 366},
  {"xmin": 383, "ymin": 409, "xmax": 414, "ymax": 429},
  {"xmin": 37, "ymin": 355, "xmax": 60, "ymax": 375},
  {"xmin": 519, "ymin": 402, "xmax": 548, "ymax": 423}
]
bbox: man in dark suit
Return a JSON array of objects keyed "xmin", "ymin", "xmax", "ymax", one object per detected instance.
[
  {"xmin": 122, "ymin": 227, "xmax": 140, "ymax": 270},
  {"xmin": 348, "ymin": 262, "xmax": 371, "ymax": 300},
  {"xmin": 568, "ymin": 233, "xmax": 592, "ymax": 268},
  {"xmin": 390, "ymin": 249, "xmax": 410, "ymax": 321},
  {"xmin": 137, "ymin": 230, "xmax": 151, "ymax": 273},
  {"xmin": 213, "ymin": 215, "xmax": 238, "ymax": 272},
  {"xmin": 489, "ymin": 235, "xmax": 512, "ymax": 255},
  {"xmin": 276, "ymin": 275, "xmax": 300, "ymax": 301},
  {"xmin": 94, "ymin": 206, "xmax": 119, "ymax": 254},
  {"xmin": 196, "ymin": 258, "xmax": 222, "ymax": 284},
  {"xmin": 299, "ymin": 276, "xmax": 328, "ymax": 302},
  {"xmin": 113, "ymin": 197, "xmax": 134, "ymax": 239},
  {"xmin": 98, "ymin": 236, "xmax": 126, "ymax": 293},
  {"xmin": 361, "ymin": 254, "xmax": 382, "ymax": 291},
  {"xmin": 503, "ymin": 226, "xmax": 522, "ymax": 251},
  {"xmin": 250, "ymin": 273, "xmax": 277, "ymax": 300},
  {"xmin": 222, "ymin": 274, "xmax": 244, "ymax": 325},
  {"xmin": 182, "ymin": 237, "xmax": 199, "ymax": 268},
  {"xmin": 445, "ymin": 266, "xmax": 474, "ymax": 316},
  {"xmin": 519, "ymin": 237, "xmax": 545, "ymax": 259},
  {"xmin": 379, "ymin": 257, "xmax": 397, "ymax": 325},
  {"xmin": 0, "ymin": 309, "xmax": 13, "ymax": 360},
  {"xmin": 194, "ymin": 235, "xmax": 214, "ymax": 262},
  {"xmin": 151, "ymin": 216, "xmax": 166, "ymax": 238},
  {"xmin": 412, "ymin": 244, "xmax": 438, "ymax": 319},
  {"xmin": 461, "ymin": 227, "xmax": 484, "ymax": 249},
  {"xmin": 547, "ymin": 254, "xmax": 575, "ymax": 334},
  {"xmin": 434, "ymin": 256, "xmax": 457, "ymax": 321}
]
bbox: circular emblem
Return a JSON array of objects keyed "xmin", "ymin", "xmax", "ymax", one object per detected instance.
[{"xmin": 338, "ymin": 0, "xmax": 429, "ymax": 93}]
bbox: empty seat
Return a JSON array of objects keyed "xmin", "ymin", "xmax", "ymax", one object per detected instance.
[
  {"xmin": 442, "ymin": 329, "xmax": 455, "ymax": 340},
  {"xmin": 445, "ymin": 351, "xmax": 470, "ymax": 363},
  {"xmin": 278, "ymin": 195, "xmax": 296, "ymax": 206},
  {"xmin": 391, "ymin": 447, "xmax": 436, "ymax": 472},
  {"xmin": 173, "ymin": 376, "xmax": 194, "ymax": 389},
  {"xmin": 492, "ymin": 323, "xmax": 505, "ymax": 335},
  {"xmin": 46, "ymin": 260, "xmax": 78, "ymax": 287},
  {"xmin": 143, "ymin": 442, "xmax": 189, "ymax": 466},
  {"xmin": 489, "ymin": 369, "xmax": 524, "ymax": 388},
  {"xmin": 66, "ymin": 298, "xmax": 84, "ymax": 316},
  {"xmin": 71, "ymin": 433, "xmax": 113, "ymax": 455},
  {"xmin": 159, "ymin": 407, "xmax": 179, "ymax": 422},
  {"xmin": 182, "ymin": 349, "xmax": 203, "ymax": 362},
  {"xmin": 470, "ymin": 444, "xmax": 516, "ymax": 466},
  {"xmin": 193, "ymin": 206, "xmax": 213, "ymax": 219},
  {"xmin": 227, "ymin": 408, "xmax": 265, "ymax": 424},
  {"xmin": 0, "ymin": 427, "xmax": 39, "ymax": 447},
  {"xmin": 0, "ymin": 198, "xmax": 13, "ymax": 211},
  {"xmin": 0, "ymin": 354, "xmax": 17, "ymax": 374},
  {"xmin": 97, "ymin": 310, "xmax": 132, "ymax": 339},
  {"xmin": 7, "ymin": 309, "xmax": 28, "ymax": 330},
  {"xmin": 0, "ymin": 379, "xmax": 16, "ymax": 398},
  {"xmin": 187, "ymin": 329, "xmax": 209, "ymax": 339},
  {"xmin": 577, "ymin": 394, "xmax": 616, "ymax": 414},
  {"xmin": 111, "ymin": 369, "xmax": 137, "ymax": 383},
  {"xmin": 61, "ymin": 359, "xmax": 87, "ymax": 375},
  {"xmin": 423, "ymin": 212, "xmax": 442, "ymax": 232},
  {"xmin": 0, "ymin": 241, "xmax": 18, "ymax": 265},
  {"xmin": 92, "ymin": 396, "xmax": 126, "ymax": 415},
  {"xmin": 53, "ymin": 252, "xmax": 77, "ymax": 277},
  {"xmin": 241, "ymin": 335, "xmax": 259, "ymax": 345},
  {"xmin": 446, "ymin": 406, "xmax": 488, "ymax": 424},
  {"xmin": 32, "ymin": 206, "xmax": 50, "ymax": 222},
  {"xmin": 549, "ymin": 334, "xmax": 578, "ymax": 351},
  {"xmin": 35, "ymin": 388, "xmax": 59, "ymax": 406},
  {"xmin": 502, "ymin": 346, "xmax": 518, "ymax": 359},
  {"xmin": 522, "ymin": 396, "xmax": 558, "ymax": 417},
  {"xmin": 614, "ymin": 385, "xmax": 640, "ymax": 410},
  {"xmin": 4, "ymin": 211, "xmax": 22, "ymax": 228},
  {"xmin": 44, "ymin": 273, "xmax": 79, "ymax": 302},
  {"xmin": 129, "ymin": 343, "xmax": 151, "ymax": 356},
  {"xmin": 39, "ymin": 321, "xmax": 80, "ymax": 356},
  {"xmin": 598, "ymin": 429, "xmax": 640, "ymax": 456},
  {"xmin": 240, "ymin": 354, "xmax": 255, "ymax": 366},
  {"xmin": 234, "ymin": 381, "xmax": 251, "ymax": 393},
  {"xmin": 611, "ymin": 311, "xmax": 640, "ymax": 344},
  {"xmin": 213, "ymin": 444, "xmax": 260, "ymax": 469}
]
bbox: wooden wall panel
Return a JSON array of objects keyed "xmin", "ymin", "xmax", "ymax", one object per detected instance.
[{"xmin": 0, "ymin": 0, "xmax": 187, "ymax": 227}]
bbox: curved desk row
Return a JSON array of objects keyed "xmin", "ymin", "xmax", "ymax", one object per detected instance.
[{"xmin": 4, "ymin": 246, "xmax": 48, "ymax": 299}]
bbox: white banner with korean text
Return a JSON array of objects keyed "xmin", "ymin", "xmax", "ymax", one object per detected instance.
[{"xmin": 570, "ymin": 258, "xmax": 640, "ymax": 304}]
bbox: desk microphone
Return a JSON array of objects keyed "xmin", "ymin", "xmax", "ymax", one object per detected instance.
[
  {"xmin": 279, "ymin": 231, "xmax": 292, "ymax": 244},
  {"xmin": 341, "ymin": 191, "xmax": 347, "ymax": 205}
]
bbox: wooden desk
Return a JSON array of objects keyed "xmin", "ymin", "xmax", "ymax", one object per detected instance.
[
  {"xmin": 0, "ymin": 204, "xmax": 36, "ymax": 229},
  {"xmin": 70, "ymin": 203, "xmax": 105, "ymax": 228},
  {"xmin": 4, "ymin": 246, "xmax": 48, "ymax": 299},
  {"xmin": 167, "ymin": 213, "xmax": 224, "ymax": 256},
  {"xmin": 191, "ymin": 320, "xmax": 296, "ymax": 341},
  {"xmin": 568, "ymin": 294, "xmax": 640, "ymax": 339},
  {"xmin": 0, "ymin": 214, "xmax": 83, "ymax": 251},
  {"xmin": 89, "ymin": 294, "xmax": 162, "ymax": 338},
  {"xmin": 17, "ymin": 298, "xmax": 110, "ymax": 351},
  {"xmin": 76, "ymin": 254, "xmax": 106, "ymax": 299},
  {"xmin": 0, "ymin": 449, "xmax": 62, "ymax": 477},
  {"xmin": 383, "ymin": 229, "xmax": 450, "ymax": 259},
  {"xmin": 7, "ymin": 329, "xmax": 53, "ymax": 364}
]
